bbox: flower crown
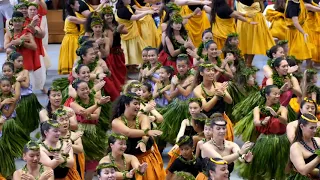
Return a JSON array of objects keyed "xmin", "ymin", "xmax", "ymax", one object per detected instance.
[
  {"xmin": 171, "ymin": 12, "xmax": 183, "ymax": 23},
  {"xmin": 96, "ymin": 163, "xmax": 117, "ymax": 170},
  {"xmin": 91, "ymin": 12, "xmax": 104, "ymax": 27},
  {"xmin": 14, "ymin": 0, "xmax": 28, "ymax": 10},
  {"xmin": 47, "ymin": 119, "xmax": 60, "ymax": 128},
  {"xmin": 301, "ymin": 113, "xmax": 318, "ymax": 123},
  {"xmin": 188, "ymin": 98, "xmax": 202, "ymax": 105},
  {"xmin": 166, "ymin": 2, "xmax": 181, "ymax": 12},
  {"xmin": 110, "ymin": 133, "xmax": 128, "ymax": 140},
  {"xmin": 277, "ymin": 40, "xmax": 288, "ymax": 45},
  {"xmin": 53, "ymin": 108, "xmax": 67, "ymax": 117},
  {"xmin": 26, "ymin": 141, "xmax": 40, "ymax": 151},
  {"xmin": 124, "ymin": 93, "xmax": 140, "ymax": 100},
  {"xmin": 101, "ymin": 6, "xmax": 114, "ymax": 15},
  {"xmin": 199, "ymin": 63, "xmax": 215, "ymax": 68},
  {"xmin": 176, "ymin": 136, "xmax": 190, "ymax": 146},
  {"xmin": 28, "ymin": 2, "xmax": 38, "ymax": 8}
]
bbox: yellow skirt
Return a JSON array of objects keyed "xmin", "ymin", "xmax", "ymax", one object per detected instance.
[
  {"xmin": 224, "ymin": 113, "xmax": 234, "ymax": 142},
  {"xmin": 121, "ymin": 36, "xmax": 146, "ymax": 65},
  {"xmin": 237, "ymin": 13, "xmax": 275, "ymax": 55},
  {"xmin": 135, "ymin": 143, "xmax": 166, "ymax": 180},
  {"xmin": 58, "ymin": 34, "xmax": 79, "ymax": 75},
  {"xmin": 212, "ymin": 16, "xmax": 236, "ymax": 50},
  {"xmin": 286, "ymin": 23, "xmax": 312, "ymax": 60},
  {"xmin": 306, "ymin": 12, "xmax": 320, "ymax": 62},
  {"xmin": 181, "ymin": 7, "xmax": 211, "ymax": 47},
  {"xmin": 138, "ymin": 15, "xmax": 160, "ymax": 48},
  {"xmin": 265, "ymin": 9, "xmax": 287, "ymax": 40},
  {"xmin": 196, "ymin": 172, "xmax": 208, "ymax": 180}
]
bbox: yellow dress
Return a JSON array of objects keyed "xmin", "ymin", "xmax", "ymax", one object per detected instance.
[
  {"xmin": 285, "ymin": 0, "xmax": 312, "ymax": 60},
  {"xmin": 58, "ymin": 18, "xmax": 79, "ymax": 75},
  {"xmin": 265, "ymin": 9, "xmax": 287, "ymax": 40},
  {"xmin": 212, "ymin": 15, "xmax": 236, "ymax": 51},
  {"xmin": 133, "ymin": 0, "xmax": 160, "ymax": 48},
  {"xmin": 75, "ymin": 0, "xmax": 94, "ymax": 36},
  {"xmin": 236, "ymin": 2, "xmax": 275, "ymax": 55},
  {"xmin": 305, "ymin": 2, "xmax": 320, "ymax": 62},
  {"xmin": 116, "ymin": 5, "xmax": 147, "ymax": 65},
  {"xmin": 180, "ymin": 6, "xmax": 211, "ymax": 47}
]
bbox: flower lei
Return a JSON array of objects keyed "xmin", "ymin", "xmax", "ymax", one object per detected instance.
[
  {"xmin": 177, "ymin": 70, "xmax": 192, "ymax": 80},
  {"xmin": 177, "ymin": 155, "xmax": 197, "ymax": 165},
  {"xmin": 204, "ymin": 55, "xmax": 222, "ymax": 67},
  {"xmin": 121, "ymin": 115, "xmax": 140, "ymax": 129},
  {"xmin": 75, "ymin": 93, "xmax": 95, "ymax": 109},
  {"xmin": 41, "ymin": 140, "xmax": 63, "ymax": 152},
  {"xmin": 272, "ymin": 73, "xmax": 291, "ymax": 88},
  {"xmin": 22, "ymin": 164, "xmax": 44, "ymax": 180},
  {"xmin": 108, "ymin": 152, "xmax": 126, "ymax": 172},
  {"xmin": 259, "ymin": 103, "xmax": 280, "ymax": 117},
  {"xmin": 174, "ymin": 171, "xmax": 196, "ymax": 180},
  {"xmin": 78, "ymin": 59, "xmax": 98, "ymax": 72}
]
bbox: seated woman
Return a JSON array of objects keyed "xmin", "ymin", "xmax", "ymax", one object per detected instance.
[
  {"xmin": 112, "ymin": 93, "xmax": 165, "ymax": 180},
  {"xmin": 289, "ymin": 113, "xmax": 320, "ymax": 179},
  {"xmin": 99, "ymin": 133, "xmax": 148, "ymax": 179},
  {"xmin": 96, "ymin": 163, "xmax": 117, "ymax": 180},
  {"xmin": 202, "ymin": 157, "xmax": 229, "ymax": 180},
  {"xmin": 39, "ymin": 87, "xmax": 78, "ymax": 130},
  {"xmin": 13, "ymin": 141, "xmax": 54, "ymax": 180},
  {"xmin": 39, "ymin": 120, "xmax": 74, "ymax": 180}
]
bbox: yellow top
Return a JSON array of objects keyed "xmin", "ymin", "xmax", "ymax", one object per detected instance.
[
  {"xmin": 64, "ymin": 18, "xmax": 79, "ymax": 35},
  {"xmin": 75, "ymin": 0, "xmax": 94, "ymax": 35},
  {"xmin": 115, "ymin": 5, "xmax": 140, "ymax": 41},
  {"xmin": 284, "ymin": 0, "xmax": 307, "ymax": 28},
  {"xmin": 237, "ymin": 2, "xmax": 261, "ymax": 16}
]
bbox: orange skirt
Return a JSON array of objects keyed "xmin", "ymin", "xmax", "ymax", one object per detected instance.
[
  {"xmin": 224, "ymin": 113, "xmax": 234, "ymax": 142},
  {"xmin": 166, "ymin": 147, "xmax": 180, "ymax": 173},
  {"xmin": 0, "ymin": 174, "xmax": 5, "ymax": 180},
  {"xmin": 196, "ymin": 172, "xmax": 208, "ymax": 180},
  {"xmin": 65, "ymin": 153, "xmax": 85, "ymax": 180},
  {"xmin": 135, "ymin": 143, "xmax": 166, "ymax": 180}
]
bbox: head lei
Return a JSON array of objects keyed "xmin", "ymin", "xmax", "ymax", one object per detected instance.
[
  {"xmin": 301, "ymin": 113, "xmax": 318, "ymax": 123},
  {"xmin": 193, "ymin": 116, "xmax": 207, "ymax": 122},
  {"xmin": 188, "ymin": 98, "xmax": 202, "ymax": 105},
  {"xmin": 303, "ymin": 97, "xmax": 316, "ymax": 104},
  {"xmin": 241, "ymin": 67, "xmax": 259, "ymax": 78},
  {"xmin": 49, "ymin": 85, "xmax": 61, "ymax": 91},
  {"xmin": 27, "ymin": 2, "xmax": 39, "ymax": 8},
  {"xmin": 96, "ymin": 163, "xmax": 117, "ymax": 171},
  {"xmin": 166, "ymin": 2, "xmax": 181, "ymax": 12},
  {"xmin": 110, "ymin": 133, "xmax": 128, "ymax": 140},
  {"xmin": 227, "ymin": 33, "xmax": 239, "ymax": 38},
  {"xmin": 210, "ymin": 158, "xmax": 228, "ymax": 165},
  {"xmin": 171, "ymin": 12, "xmax": 183, "ymax": 24},
  {"xmin": 178, "ymin": 53, "xmax": 188, "ymax": 59},
  {"xmin": 124, "ymin": 93, "xmax": 141, "ymax": 101},
  {"xmin": 101, "ymin": 6, "xmax": 113, "ymax": 15},
  {"xmin": 176, "ymin": 136, "xmax": 190, "ymax": 146},
  {"xmin": 91, "ymin": 12, "xmax": 104, "ymax": 27},
  {"xmin": 53, "ymin": 108, "xmax": 67, "ymax": 117},
  {"xmin": 306, "ymin": 68, "xmax": 317, "ymax": 75},
  {"xmin": 199, "ymin": 63, "xmax": 215, "ymax": 68},
  {"xmin": 128, "ymin": 82, "xmax": 142, "ymax": 89},
  {"xmin": 174, "ymin": 171, "xmax": 196, "ymax": 180},
  {"xmin": 26, "ymin": 141, "xmax": 40, "ymax": 151},
  {"xmin": 14, "ymin": 1, "xmax": 28, "ymax": 10},
  {"xmin": 47, "ymin": 119, "xmax": 60, "ymax": 128},
  {"xmin": 12, "ymin": 16, "xmax": 25, "ymax": 22},
  {"xmin": 277, "ymin": 40, "xmax": 288, "ymax": 45}
]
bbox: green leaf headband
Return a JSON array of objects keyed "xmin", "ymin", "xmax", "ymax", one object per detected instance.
[
  {"xmin": 47, "ymin": 120, "xmax": 60, "ymax": 128},
  {"xmin": 90, "ymin": 12, "xmax": 104, "ymax": 27},
  {"xmin": 306, "ymin": 68, "xmax": 317, "ymax": 75},
  {"xmin": 241, "ymin": 67, "xmax": 258, "ymax": 78},
  {"xmin": 188, "ymin": 98, "xmax": 202, "ymax": 105},
  {"xmin": 166, "ymin": 2, "xmax": 181, "ymax": 12},
  {"xmin": 28, "ymin": 2, "xmax": 38, "ymax": 8},
  {"xmin": 14, "ymin": 2, "xmax": 28, "ymax": 10},
  {"xmin": 101, "ymin": 6, "xmax": 114, "ymax": 15},
  {"xmin": 176, "ymin": 136, "xmax": 190, "ymax": 146},
  {"xmin": 174, "ymin": 171, "xmax": 196, "ymax": 180},
  {"xmin": 110, "ymin": 133, "xmax": 128, "ymax": 140},
  {"xmin": 53, "ymin": 108, "xmax": 67, "ymax": 117},
  {"xmin": 227, "ymin": 33, "xmax": 239, "ymax": 38},
  {"xmin": 193, "ymin": 117, "xmax": 208, "ymax": 122},
  {"xmin": 177, "ymin": 54, "xmax": 188, "ymax": 59},
  {"xmin": 171, "ymin": 12, "xmax": 183, "ymax": 23},
  {"xmin": 26, "ymin": 141, "xmax": 40, "ymax": 151},
  {"xmin": 129, "ymin": 83, "xmax": 142, "ymax": 89},
  {"xmin": 199, "ymin": 63, "xmax": 215, "ymax": 68},
  {"xmin": 49, "ymin": 85, "xmax": 61, "ymax": 91},
  {"xmin": 12, "ymin": 17, "xmax": 25, "ymax": 22},
  {"xmin": 96, "ymin": 163, "xmax": 117, "ymax": 170},
  {"xmin": 124, "ymin": 93, "xmax": 141, "ymax": 100},
  {"xmin": 277, "ymin": 40, "xmax": 288, "ymax": 45}
]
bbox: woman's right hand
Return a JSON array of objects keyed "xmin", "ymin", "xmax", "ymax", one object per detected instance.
[
  {"xmin": 126, "ymin": 168, "xmax": 136, "ymax": 178},
  {"xmin": 21, "ymin": 173, "xmax": 35, "ymax": 180},
  {"xmin": 239, "ymin": 141, "xmax": 254, "ymax": 155},
  {"xmin": 99, "ymin": 96, "xmax": 111, "ymax": 105},
  {"xmin": 147, "ymin": 130, "xmax": 163, "ymax": 137},
  {"xmin": 2, "ymin": 98, "xmax": 15, "ymax": 105},
  {"xmin": 280, "ymin": 82, "xmax": 290, "ymax": 92},
  {"xmin": 39, "ymin": 169, "xmax": 54, "ymax": 180}
]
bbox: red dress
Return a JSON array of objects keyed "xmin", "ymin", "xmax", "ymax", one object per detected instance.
[
  {"xmin": 261, "ymin": 77, "xmax": 293, "ymax": 106},
  {"xmin": 158, "ymin": 50, "xmax": 193, "ymax": 74},
  {"xmin": 256, "ymin": 114, "xmax": 286, "ymax": 135}
]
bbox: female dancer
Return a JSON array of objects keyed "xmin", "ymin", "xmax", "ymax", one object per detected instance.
[
  {"xmin": 236, "ymin": 0, "xmax": 275, "ymax": 66},
  {"xmin": 96, "ymin": 163, "xmax": 116, "ymax": 180},
  {"xmin": 188, "ymin": 30, "xmax": 213, "ymax": 65},
  {"xmin": 193, "ymin": 63, "xmax": 234, "ymax": 141},
  {"xmin": 75, "ymin": 0, "xmax": 94, "ymax": 35},
  {"xmin": 176, "ymin": 0, "xmax": 211, "ymax": 47},
  {"xmin": 202, "ymin": 158, "xmax": 229, "ymax": 180},
  {"xmin": 201, "ymin": 114, "xmax": 253, "ymax": 176},
  {"xmin": 69, "ymin": 80, "xmax": 110, "ymax": 179},
  {"xmin": 8, "ymin": 51, "xmax": 42, "ymax": 134},
  {"xmin": 13, "ymin": 141, "xmax": 54, "ymax": 180},
  {"xmin": 153, "ymin": 66, "xmax": 174, "ymax": 107},
  {"xmin": 0, "ymin": 77, "xmax": 29, "ymax": 178},
  {"xmin": 210, "ymin": 0, "xmax": 257, "ymax": 51},
  {"xmin": 101, "ymin": 5, "xmax": 127, "ymax": 90},
  {"xmin": 59, "ymin": 0, "xmax": 86, "ymax": 75},
  {"xmin": 141, "ymin": 48, "xmax": 161, "ymax": 89},
  {"xmin": 39, "ymin": 87, "xmax": 78, "ymax": 130},
  {"xmin": 160, "ymin": 56, "xmax": 194, "ymax": 143},
  {"xmin": 158, "ymin": 13, "xmax": 194, "ymax": 73},
  {"xmin": 55, "ymin": 108, "xmax": 84, "ymax": 180},
  {"xmin": 138, "ymin": 47, "xmax": 151, "ymax": 81},
  {"xmin": 237, "ymin": 85, "xmax": 289, "ymax": 179},
  {"xmin": 196, "ymin": 120, "xmax": 213, "ymax": 158},
  {"xmin": 289, "ymin": 113, "xmax": 320, "ymax": 179},
  {"xmin": 2, "ymin": 62, "xmax": 21, "ymax": 101},
  {"xmin": 265, "ymin": 0, "xmax": 287, "ymax": 41},
  {"xmin": 285, "ymin": 0, "xmax": 312, "ymax": 65},
  {"xmin": 99, "ymin": 133, "xmax": 148, "ymax": 179},
  {"xmin": 4, "ymin": 11, "xmax": 39, "ymax": 75},
  {"xmin": 262, "ymin": 44, "xmax": 285, "ymax": 81},
  {"xmin": 115, "ymin": 0, "xmax": 153, "ymax": 65},
  {"xmin": 112, "ymin": 93, "xmax": 165, "ymax": 180},
  {"xmin": 39, "ymin": 120, "xmax": 74, "ymax": 179}
]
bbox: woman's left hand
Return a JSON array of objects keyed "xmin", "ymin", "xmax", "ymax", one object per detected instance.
[
  {"xmin": 138, "ymin": 162, "xmax": 148, "ymax": 173},
  {"xmin": 136, "ymin": 141, "xmax": 146, "ymax": 152},
  {"xmin": 265, "ymin": 106, "xmax": 278, "ymax": 116},
  {"xmin": 243, "ymin": 151, "xmax": 254, "ymax": 163}
]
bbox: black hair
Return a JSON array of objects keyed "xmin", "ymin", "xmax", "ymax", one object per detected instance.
[
  {"xmin": 210, "ymin": 0, "xmax": 226, "ymax": 24},
  {"xmin": 202, "ymin": 157, "xmax": 227, "ymax": 179},
  {"xmin": 261, "ymin": 85, "xmax": 278, "ymax": 103},
  {"xmin": 64, "ymin": 0, "xmax": 80, "ymax": 31},
  {"xmin": 46, "ymin": 88, "xmax": 62, "ymax": 119},
  {"xmin": 195, "ymin": 62, "xmax": 214, "ymax": 85},
  {"xmin": 205, "ymin": 40, "xmax": 216, "ymax": 50},
  {"xmin": 294, "ymin": 113, "xmax": 318, "ymax": 143},
  {"xmin": 178, "ymin": 135, "xmax": 193, "ymax": 148},
  {"xmin": 12, "ymin": 11, "xmax": 24, "ymax": 18},
  {"xmin": 202, "ymin": 29, "xmax": 212, "ymax": 38},
  {"xmin": 209, "ymin": 113, "xmax": 226, "ymax": 128},
  {"xmin": 72, "ymin": 79, "xmax": 87, "ymax": 90},
  {"xmin": 76, "ymin": 45, "xmax": 93, "ymax": 60},
  {"xmin": 176, "ymin": 54, "xmax": 189, "ymax": 64},
  {"xmin": 266, "ymin": 45, "xmax": 282, "ymax": 59},
  {"xmin": 2, "ymin": 61, "xmax": 15, "ymax": 72},
  {"xmin": 164, "ymin": 19, "xmax": 188, "ymax": 56},
  {"xmin": 274, "ymin": 0, "xmax": 286, "ymax": 12},
  {"xmin": 148, "ymin": 48, "xmax": 159, "ymax": 55},
  {"xmin": 75, "ymin": 64, "xmax": 89, "ymax": 74},
  {"xmin": 112, "ymin": 93, "xmax": 139, "ymax": 119},
  {"xmin": 161, "ymin": 66, "xmax": 174, "ymax": 80},
  {"xmin": 272, "ymin": 57, "xmax": 287, "ymax": 69},
  {"xmin": 23, "ymin": 141, "xmax": 39, "ymax": 153},
  {"xmin": 8, "ymin": 51, "xmax": 22, "ymax": 62},
  {"xmin": 40, "ymin": 120, "xmax": 59, "ymax": 139},
  {"xmin": 78, "ymin": 35, "xmax": 91, "ymax": 45},
  {"xmin": 0, "ymin": 76, "xmax": 12, "ymax": 85},
  {"xmin": 286, "ymin": 56, "xmax": 297, "ymax": 67},
  {"xmin": 142, "ymin": 82, "xmax": 152, "ymax": 93},
  {"xmin": 299, "ymin": 98, "xmax": 318, "ymax": 117},
  {"xmin": 193, "ymin": 113, "xmax": 207, "ymax": 131}
]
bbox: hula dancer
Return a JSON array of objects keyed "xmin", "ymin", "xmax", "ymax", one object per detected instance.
[
  {"xmin": 13, "ymin": 141, "xmax": 54, "ymax": 180},
  {"xmin": 262, "ymin": 45, "xmax": 286, "ymax": 81},
  {"xmin": 141, "ymin": 48, "xmax": 161, "ymax": 91},
  {"xmin": 153, "ymin": 66, "xmax": 174, "ymax": 107},
  {"xmin": 112, "ymin": 93, "xmax": 165, "ymax": 180},
  {"xmin": 8, "ymin": 51, "xmax": 42, "ymax": 134},
  {"xmin": 0, "ymin": 76, "xmax": 29, "ymax": 178},
  {"xmin": 99, "ymin": 133, "xmax": 148, "ymax": 179},
  {"xmin": 96, "ymin": 163, "xmax": 116, "ymax": 180},
  {"xmin": 265, "ymin": 0, "xmax": 287, "ymax": 41},
  {"xmin": 138, "ymin": 47, "xmax": 151, "ymax": 82},
  {"xmin": 289, "ymin": 113, "xmax": 320, "ymax": 179},
  {"xmin": 193, "ymin": 63, "xmax": 234, "ymax": 141},
  {"xmin": 202, "ymin": 158, "xmax": 229, "ymax": 180}
]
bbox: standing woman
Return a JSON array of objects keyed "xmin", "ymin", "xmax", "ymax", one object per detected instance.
[
  {"xmin": 101, "ymin": 6, "xmax": 128, "ymax": 91},
  {"xmin": 59, "ymin": 0, "xmax": 86, "ymax": 75},
  {"xmin": 76, "ymin": 0, "xmax": 94, "ymax": 35},
  {"xmin": 112, "ymin": 93, "xmax": 165, "ymax": 180},
  {"xmin": 236, "ymin": 0, "xmax": 275, "ymax": 66},
  {"xmin": 285, "ymin": 0, "xmax": 312, "ymax": 65},
  {"xmin": 202, "ymin": 158, "xmax": 229, "ymax": 180},
  {"xmin": 265, "ymin": 0, "xmax": 287, "ymax": 41},
  {"xmin": 115, "ymin": 0, "xmax": 153, "ymax": 66}
]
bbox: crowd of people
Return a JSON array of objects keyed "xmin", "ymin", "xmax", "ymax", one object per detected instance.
[{"xmin": 1, "ymin": 0, "xmax": 320, "ymax": 179}]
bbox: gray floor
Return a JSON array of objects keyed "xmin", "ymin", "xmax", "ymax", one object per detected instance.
[{"xmin": 1, "ymin": 44, "xmax": 315, "ymax": 179}]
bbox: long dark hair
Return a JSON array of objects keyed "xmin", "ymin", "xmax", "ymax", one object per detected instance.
[
  {"xmin": 266, "ymin": 45, "xmax": 282, "ymax": 59},
  {"xmin": 112, "ymin": 93, "xmax": 139, "ymax": 119},
  {"xmin": 40, "ymin": 120, "xmax": 59, "ymax": 139},
  {"xmin": 298, "ymin": 98, "xmax": 318, "ymax": 118},
  {"xmin": 46, "ymin": 88, "xmax": 62, "ymax": 118},
  {"xmin": 293, "ymin": 113, "xmax": 318, "ymax": 143},
  {"xmin": 164, "ymin": 19, "xmax": 188, "ymax": 56},
  {"xmin": 64, "ymin": 0, "xmax": 80, "ymax": 31}
]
